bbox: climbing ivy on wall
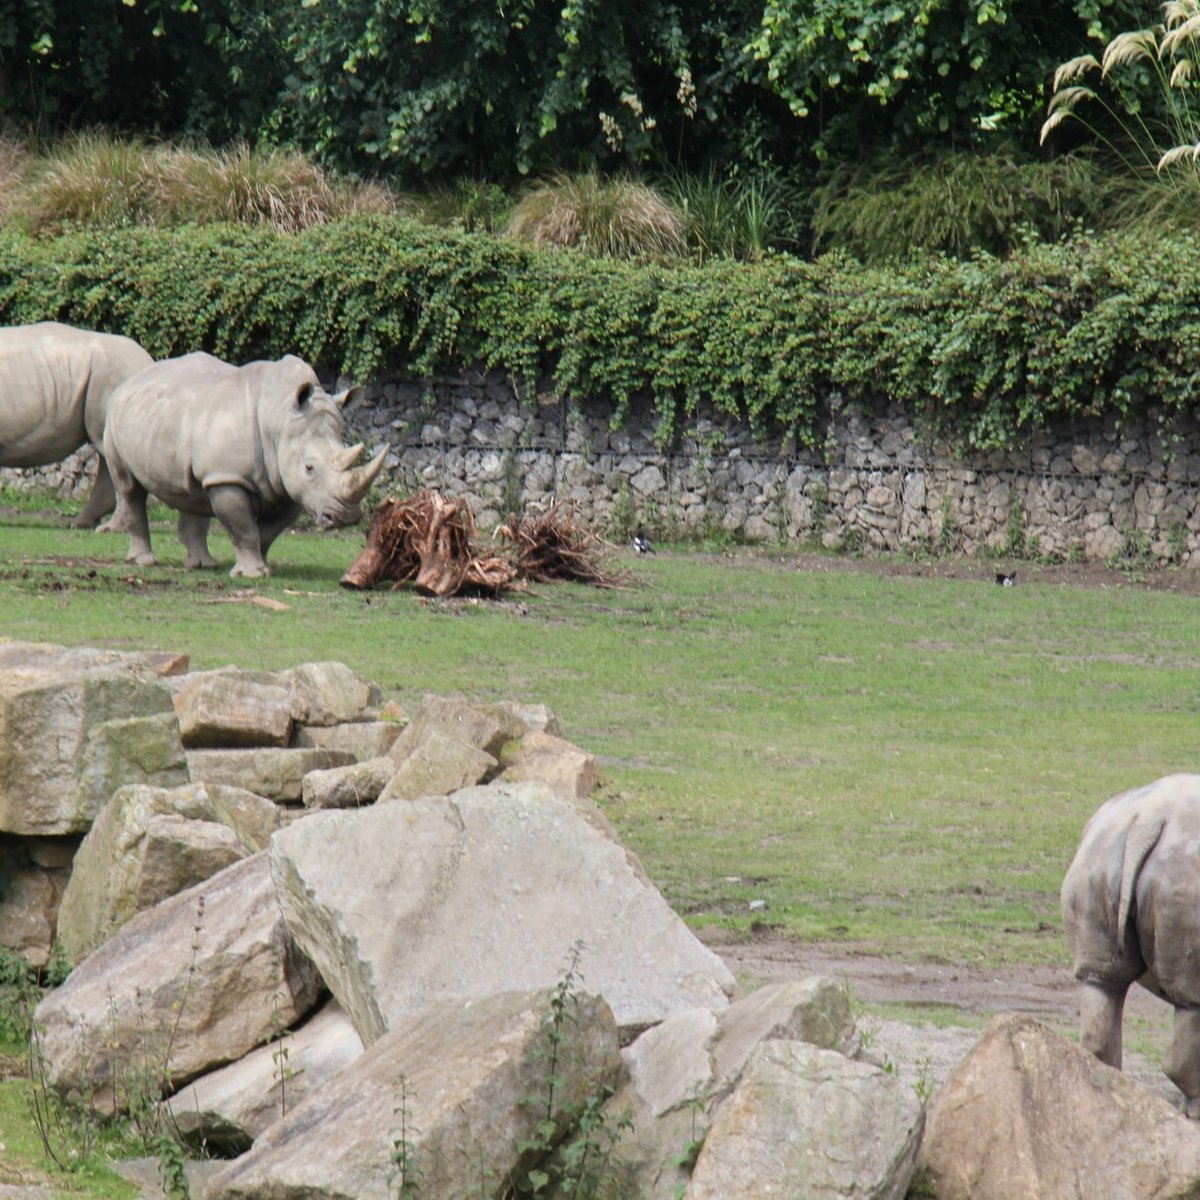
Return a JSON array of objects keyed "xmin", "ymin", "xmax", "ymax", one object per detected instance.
[{"xmin": 1, "ymin": 218, "xmax": 1198, "ymax": 451}]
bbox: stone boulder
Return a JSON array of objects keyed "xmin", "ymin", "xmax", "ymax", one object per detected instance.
[
  {"xmin": 269, "ymin": 781, "xmax": 735, "ymax": 1044},
  {"xmin": 685, "ymin": 1040, "xmax": 924, "ymax": 1199},
  {"xmin": 203, "ymin": 988, "xmax": 623, "ymax": 1200},
  {"xmin": 0, "ymin": 641, "xmax": 188, "ymax": 835},
  {"xmin": 291, "ymin": 721, "xmax": 401, "ymax": 759},
  {"xmin": 55, "ymin": 782, "xmax": 282, "ymax": 963},
  {"xmin": 166, "ymin": 1002, "xmax": 364, "ymax": 1154},
  {"xmin": 280, "ymin": 662, "xmax": 382, "ymax": 726},
  {"xmin": 498, "ymin": 730, "xmax": 602, "ymax": 801},
  {"xmin": 172, "ymin": 673, "xmax": 295, "ymax": 748},
  {"xmin": 301, "ymin": 757, "xmax": 397, "ymax": 809},
  {"xmin": 35, "ymin": 853, "xmax": 322, "ymax": 1116},
  {"xmin": 607, "ymin": 977, "xmax": 861, "ymax": 1199},
  {"xmin": 186, "ymin": 747, "xmax": 354, "ymax": 803},
  {"xmin": 918, "ymin": 1013, "xmax": 1200, "ymax": 1199},
  {"xmin": 0, "ymin": 837, "xmax": 74, "ymax": 968}
]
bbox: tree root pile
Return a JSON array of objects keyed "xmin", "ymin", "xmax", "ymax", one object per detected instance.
[
  {"xmin": 496, "ymin": 502, "xmax": 628, "ymax": 588},
  {"xmin": 341, "ymin": 491, "xmax": 625, "ymax": 596}
]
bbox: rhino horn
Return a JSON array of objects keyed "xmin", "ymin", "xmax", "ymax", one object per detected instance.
[
  {"xmin": 339, "ymin": 445, "xmax": 388, "ymax": 501},
  {"xmin": 333, "ymin": 443, "xmax": 366, "ymax": 472}
]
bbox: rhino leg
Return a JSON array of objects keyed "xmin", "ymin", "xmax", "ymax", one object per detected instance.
[
  {"xmin": 257, "ymin": 503, "xmax": 303, "ymax": 565},
  {"xmin": 177, "ymin": 513, "xmax": 219, "ymax": 570},
  {"xmin": 207, "ymin": 484, "xmax": 270, "ymax": 578},
  {"xmin": 1079, "ymin": 980, "xmax": 1128, "ymax": 1068},
  {"xmin": 1164, "ymin": 1008, "xmax": 1200, "ymax": 1117},
  {"xmin": 111, "ymin": 481, "xmax": 158, "ymax": 567},
  {"xmin": 68, "ymin": 457, "xmax": 117, "ymax": 529}
]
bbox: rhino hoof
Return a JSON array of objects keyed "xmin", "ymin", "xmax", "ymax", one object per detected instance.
[
  {"xmin": 230, "ymin": 564, "xmax": 271, "ymax": 579},
  {"xmin": 128, "ymin": 553, "xmax": 158, "ymax": 568},
  {"xmin": 185, "ymin": 556, "xmax": 219, "ymax": 570}
]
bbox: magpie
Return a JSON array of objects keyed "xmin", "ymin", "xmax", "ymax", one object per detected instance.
[
  {"xmin": 995, "ymin": 571, "xmax": 1016, "ymax": 587},
  {"xmin": 633, "ymin": 527, "xmax": 655, "ymax": 555}
]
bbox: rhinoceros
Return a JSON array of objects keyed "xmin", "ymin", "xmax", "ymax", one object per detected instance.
[
  {"xmin": 104, "ymin": 352, "xmax": 387, "ymax": 578},
  {"xmin": 1062, "ymin": 773, "xmax": 1200, "ymax": 1115},
  {"xmin": 0, "ymin": 321, "xmax": 154, "ymax": 527}
]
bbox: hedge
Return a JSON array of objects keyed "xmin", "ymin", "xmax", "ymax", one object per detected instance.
[{"xmin": 1, "ymin": 217, "xmax": 1198, "ymax": 452}]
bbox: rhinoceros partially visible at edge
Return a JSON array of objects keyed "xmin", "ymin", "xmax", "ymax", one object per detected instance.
[
  {"xmin": 105, "ymin": 352, "xmax": 387, "ymax": 578},
  {"xmin": 0, "ymin": 321, "xmax": 154, "ymax": 527},
  {"xmin": 1062, "ymin": 773, "xmax": 1200, "ymax": 1115}
]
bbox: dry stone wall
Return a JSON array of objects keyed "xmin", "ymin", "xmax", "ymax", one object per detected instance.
[{"xmin": 8, "ymin": 365, "xmax": 1200, "ymax": 566}]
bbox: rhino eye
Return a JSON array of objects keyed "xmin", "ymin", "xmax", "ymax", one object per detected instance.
[{"xmin": 305, "ymin": 463, "xmax": 316, "ymax": 475}]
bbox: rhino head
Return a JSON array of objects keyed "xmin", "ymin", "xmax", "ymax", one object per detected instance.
[{"xmin": 278, "ymin": 381, "xmax": 388, "ymax": 528}]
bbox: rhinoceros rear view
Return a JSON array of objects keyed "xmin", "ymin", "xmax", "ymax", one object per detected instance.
[
  {"xmin": 104, "ymin": 352, "xmax": 387, "ymax": 578},
  {"xmin": 1063, "ymin": 773, "xmax": 1200, "ymax": 1117},
  {"xmin": 0, "ymin": 321, "xmax": 154, "ymax": 527}
]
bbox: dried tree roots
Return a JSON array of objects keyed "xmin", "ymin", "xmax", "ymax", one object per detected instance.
[{"xmin": 341, "ymin": 491, "xmax": 626, "ymax": 596}]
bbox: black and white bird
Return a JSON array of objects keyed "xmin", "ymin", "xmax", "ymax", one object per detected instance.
[
  {"xmin": 995, "ymin": 571, "xmax": 1017, "ymax": 587},
  {"xmin": 633, "ymin": 527, "xmax": 655, "ymax": 555}
]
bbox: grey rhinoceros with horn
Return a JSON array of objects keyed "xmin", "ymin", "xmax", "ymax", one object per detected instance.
[
  {"xmin": 1062, "ymin": 773, "xmax": 1200, "ymax": 1115},
  {"xmin": 104, "ymin": 352, "xmax": 387, "ymax": 578},
  {"xmin": 0, "ymin": 321, "xmax": 154, "ymax": 527}
]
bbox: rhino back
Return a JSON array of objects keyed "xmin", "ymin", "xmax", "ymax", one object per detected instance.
[
  {"xmin": 105, "ymin": 354, "xmax": 319, "ymax": 512},
  {"xmin": 0, "ymin": 322, "xmax": 151, "ymax": 466},
  {"xmin": 1063, "ymin": 774, "xmax": 1200, "ymax": 993}
]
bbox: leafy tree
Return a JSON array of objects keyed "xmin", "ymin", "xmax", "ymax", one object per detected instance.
[
  {"xmin": 748, "ymin": 0, "xmax": 1147, "ymax": 160},
  {"xmin": 277, "ymin": 0, "xmax": 790, "ymax": 181},
  {"xmin": 0, "ymin": 0, "xmax": 284, "ymax": 144}
]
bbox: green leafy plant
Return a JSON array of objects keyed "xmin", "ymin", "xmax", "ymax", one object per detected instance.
[
  {"xmin": 513, "ymin": 941, "xmax": 628, "ymax": 1199},
  {"xmin": 669, "ymin": 1082, "xmax": 711, "ymax": 1199},
  {"xmin": 389, "ymin": 1074, "xmax": 421, "ymax": 1200}
]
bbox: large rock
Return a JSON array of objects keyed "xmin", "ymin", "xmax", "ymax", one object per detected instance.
[
  {"xmin": 279, "ymin": 662, "xmax": 382, "ymax": 726},
  {"xmin": 186, "ymin": 747, "xmax": 354, "ymax": 802},
  {"xmin": 55, "ymin": 782, "xmax": 278, "ymax": 962},
  {"xmin": 377, "ymin": 723, "xmax": 498, "ymax": 801},
  {"xmin": 172, "ymin": 673, "xmax": 294, "ymax": 748},
  {"xmin": 918, "ymin": 1013, "xmax": 1200, "ymax": 1200},
  {"xmin": 388, "ymin": 695, "xmax": 515, "ymax": 762},
  {"xmin": 0, "ymin": 846, "xmax": 69, "ymax": 968},
  {"xmin": 270, "ymin": 781, "xmax": 735, "ymax": 1044},
  {"xmin": 204, "ymin": 988, "xmax": 623, "ymax": 1200},
  {"xmin": 686, "ymin": 1040, "xmax": 924, "ymax": 1200},
  {"xmin": 0, "ymin": 642, "xmax": 188, "ymax": 835},
  {"xmin": 166, "ymin": 1002, "xmax": 364, "ymax": 1154},
  {"xmin": 608, "ymin": 978, "xmax": 861, "ymax": 1199},
  {"xmin": 291, "ymin": 720, "xmax": 402, "ymax": 759},
  {"xmin": 498, "ymin": 730, "xmax": 602, "ymax": 801},
  {"xmin": 34, "ymin": 853, "xmax": 322, "ymax": 1116},
  {"xmin": 301, "ymin": 757, "xmax": 397, "ymax": 809}
]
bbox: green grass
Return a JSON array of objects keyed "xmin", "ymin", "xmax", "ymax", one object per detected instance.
[{"xmin": 3, "ymin": 498, "xmax": 1198, "ymax": 973}]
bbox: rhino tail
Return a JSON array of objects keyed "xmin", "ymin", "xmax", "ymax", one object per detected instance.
[{"xmin": 1117, "ymin": 813, "xmax": 1165, "ymax": 938}]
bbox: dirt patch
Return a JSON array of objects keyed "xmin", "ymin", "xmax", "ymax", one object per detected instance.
[{"xmin": 710, "ymin": 934, "xmax": 1181, "ymax": 1108}]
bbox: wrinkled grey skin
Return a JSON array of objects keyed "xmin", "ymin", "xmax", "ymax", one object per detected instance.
[
  {"xmin": 1062, "ymin": 774, "xmax": 1200, "ymax": 1116},
  {"xmin": 0, "ymin": 321, "xmax": 154, "ymax": 527},
  {"xmin": 105, "ymin": 352, "xmax": 387, "ymax": 578}
]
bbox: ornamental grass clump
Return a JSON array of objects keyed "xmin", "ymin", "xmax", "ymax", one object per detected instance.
[
  {"xmin": 504, "ymin": 171, "xmax": 687, "ymax": 261},
  {"xmin": 6, "ymin": 134, "xmax": 397, "ymax": 235},
  {"xmin": 1042, "ymin": 0, "xmax": 1200, "ymax": 227}
]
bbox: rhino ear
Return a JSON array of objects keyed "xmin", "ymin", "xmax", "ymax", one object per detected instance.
[
  {"xmin": 333, "ymin": 384, "xmax": 366, "ymax": 413},
  {"xmin": 294, "ymin": 382, "xmax": 317, "ymax": 412}
]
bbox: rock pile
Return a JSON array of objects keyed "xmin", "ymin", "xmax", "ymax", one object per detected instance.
[
  {"xmin": 0, "ymin": 640, "xmax": 923, "ymax": 1198},
  {"xmin": 4, "ymin": 639, "xmax": 1199, "ymax": 1198}
]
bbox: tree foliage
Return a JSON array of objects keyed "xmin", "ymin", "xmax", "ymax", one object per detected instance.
[{"xmin": 0, "ymin": 0, "xmax": 1152, "ymax": 180}]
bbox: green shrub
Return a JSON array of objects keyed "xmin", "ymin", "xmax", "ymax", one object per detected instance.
[
  {"xmin": 504, "ymin": 171, "xmax": 688, "ymax": 261},
  {"xmin": 3, "ymin": 217, "xmax": 1200, "ymax": 454},
  {"xmin": 809, "ymin": 149, "xmax": 1115, "ymax": 261}
]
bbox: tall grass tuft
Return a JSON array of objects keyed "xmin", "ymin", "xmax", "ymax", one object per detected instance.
[
  {"xmin": 660, "ymin": 166, "xmax": 805, "ymax": 261},
  {"xmin": 1041, "ymin": 0, "xmax": 1200, "ymax": 233},
  {"xmin": 809, "ymin": 149, "xmax": 1115, "ymax": 261},
  {"xmin": 9, "ymin": 131, "xmax": 158, "ymax": 233},
  {"xmin": 504, "ymin": 171, "xmax": 687, "ymax": 261},
  {"xmin": 5, "ymin": 134, "xmax": 397, "ymax": 234},
  {"xmin": 0, "ymin": 127, "xmax": 30, "ymax": 225}
]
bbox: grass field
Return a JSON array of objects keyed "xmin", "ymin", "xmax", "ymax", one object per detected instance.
[{"xmin": 4, "ymin": 496, "xmax": 1197, "ymax": 975}]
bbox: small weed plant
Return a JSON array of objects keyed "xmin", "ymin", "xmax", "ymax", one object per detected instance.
[
  {"xmin": 512, "ymin": 941, "xmax": 629, "ymax": 1199},
  {"xmin": 669, "ymin": 1083, "xmax": 711, "ymax": 1199},
  {"xmin": 389, "ymin": 1073, "xmax": 421, "ymax": 1199}
]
